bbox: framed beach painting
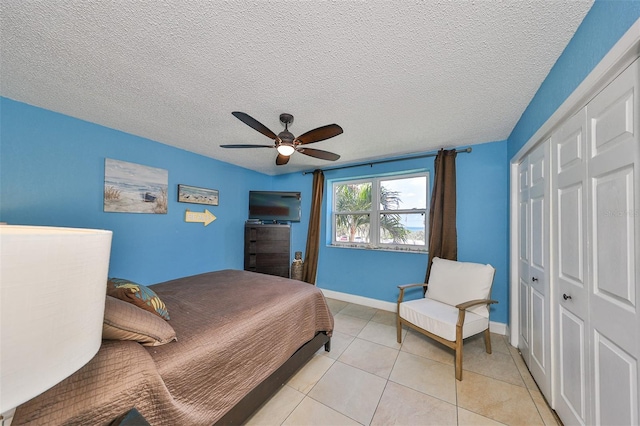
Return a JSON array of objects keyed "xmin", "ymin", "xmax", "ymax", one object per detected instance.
[
  {"xmin": 104, "ymin": 158, "xmax": 168, "ymax": 214},
  {"xmin": 178, "ymin": 184, "xmax": 219, "ymax": 206}
]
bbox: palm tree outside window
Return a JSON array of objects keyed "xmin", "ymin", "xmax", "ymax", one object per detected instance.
[{"xmin": 332, "ymin": 172, "xmax": 429, "ymax": 252}]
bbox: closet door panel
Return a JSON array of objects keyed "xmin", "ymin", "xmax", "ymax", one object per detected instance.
[
  {"xmin": 519, "ymin": 200, "xmax": 529, "ymax": 262},
  {"xmin": 594, "ymin": 332, "xmax": 637, "ymax": 426},
  {"xmin": 553, "ymin": 108, "xmax": 590, "ymax": 424},
  {"xmin": 558, "ymin": 184, "xmax": 584, "ymax": 286},
  {"xmin": 559, "ymin": 306, "xmax": 588, "ymax": 423},
  {"xmin": 591, "ymin": 89, "xmax": 634, "ymax": 155},
  {"xmin": 587, "ymin": 58, "xmax": 639, "ymax": 426},
  {"xmin": 530, "ymin": 192, "xmax": 546, "ymax": 372},
  {"xmin": 558, "ymin": 126, "xmax": 583, "ymax": 171},
  {"xmin": 518, "ymin": 159, "xmax": 531, "ymax": 354},
  {"xmin": 531, "ymin": 196, "xmax": 545, "ymax": 271},
  {"xmin": 526, "ymin": 141, "xmax": 551, "ymax": 397},
  {"xmin": 531, "ymin": 287, "xmax": 546, "ymax": 371},
  {"xmin": 520, "ymin": 279, "xmax": 530, "ymax": 348},
  {"xmin": 592, "ymin": 167, "xmax": 635, "ymax": 306}
]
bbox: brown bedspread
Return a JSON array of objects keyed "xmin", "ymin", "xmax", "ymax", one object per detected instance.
[{"xmin": 13, "ymin": 270, "xmax": 334, "ymax": 425}]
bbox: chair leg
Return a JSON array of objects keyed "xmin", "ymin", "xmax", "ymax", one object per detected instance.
[
  {"xmin": 396, "ymin": 316, "xmax": 402, "ymax": 343},
  {"xmin": 455, "ymin": 313, "xmax": 464, "ymax": 381},
  {"xmin": 484, "ymin": 328, "xmax": 492, "ymax": 354},
  {"xmin": 455, "ymin": 340, "xmax": 463, "ymax": 381}
]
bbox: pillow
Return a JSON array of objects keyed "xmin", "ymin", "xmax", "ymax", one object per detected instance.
[
  {"xmin": 427, "ymin": 257, "xmax": 495, "ymax": 317},
  {"xmin": 103, "ymin": 296, "xmax": 177, "ymax": 346},
  {"xmin": 107, "ymin": 278, "xmax": 170, "ymax": 320}
]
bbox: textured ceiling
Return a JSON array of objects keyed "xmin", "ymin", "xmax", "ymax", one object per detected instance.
[{"xmin": 1, "ymin": 1, "xmax": 593, "ymax": 175}]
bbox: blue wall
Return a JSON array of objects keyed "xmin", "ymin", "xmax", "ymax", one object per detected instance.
[
  {"xmin": 0, "ymin": 98, "xmax": 510, "ymax": 323},
  {"xmin": 0, "ymin": 98, "xmax": 270, "ymax": 284},
  {"xmin": 508, "ymin": 0, "xmax": 640, "ymax": 158},
  {"xmin": 278, "ymin": 141, "xmax": 510, "ymax": 324}
]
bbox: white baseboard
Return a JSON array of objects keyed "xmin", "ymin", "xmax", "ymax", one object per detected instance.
[
  {"xmin": 489, "ymin": 321, "xmax": 508, "ymax": 336},
  {"xmin": 320, "ymin": 288, "xmax": 508, "ymax": 336},
  {"xmin": 320, "ymin": 288, "xmax": 397, "ymax": 312}
]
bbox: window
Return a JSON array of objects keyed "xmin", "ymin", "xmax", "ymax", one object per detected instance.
[{"xmin": 331, "ymin": 172, "xmax": 429, "ymax": 251}]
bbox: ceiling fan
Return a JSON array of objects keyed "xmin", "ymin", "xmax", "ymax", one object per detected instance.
[{"xmin": 220, "ymin": 112, "xmax": 343, "ymax": 165}]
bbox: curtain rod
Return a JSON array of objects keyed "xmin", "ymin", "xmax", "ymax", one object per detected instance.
[{"xmin": 301, "ymin": 147, "xmax": 472, "ymax": 175}]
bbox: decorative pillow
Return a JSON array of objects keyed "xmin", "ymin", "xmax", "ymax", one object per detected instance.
[
  {"xmin": 107, "ymin": 278, "xmax": 170, "ymax": 320},
  {"xmin": 103, "ymin": 296, "xmax": 177, "ymax": 346},
  {"xmin": 427, "ymin": 257, "xmax": 495, "ymax": 317}
]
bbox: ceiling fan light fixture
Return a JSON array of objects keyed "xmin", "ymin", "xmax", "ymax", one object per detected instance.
[
  {"xmin": 276, "ymin": 143, "xmax": 295, "ymax": 156},
  {"xmin": 224, "ymin": 112, "xmax": 342, "ymax": 164}
]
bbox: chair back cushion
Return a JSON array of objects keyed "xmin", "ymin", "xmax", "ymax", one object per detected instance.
[{"xmin": 426, "ymin": 257, "xmax": 495, "ymax": 317}]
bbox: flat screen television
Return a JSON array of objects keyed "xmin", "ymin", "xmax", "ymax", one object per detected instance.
[{"xmin": 248, "ymin": 191, "xmax": 301, "ymax": 222}]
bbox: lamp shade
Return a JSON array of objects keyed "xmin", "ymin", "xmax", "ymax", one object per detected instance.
[{"xmin": 0, "ymin": 225, "xmax": 112, "ymax": 414}]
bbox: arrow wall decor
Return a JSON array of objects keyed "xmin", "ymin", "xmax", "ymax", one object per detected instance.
[{"xmin": 184, "ymin": 209, "xmax": 216, "ymax": 226}]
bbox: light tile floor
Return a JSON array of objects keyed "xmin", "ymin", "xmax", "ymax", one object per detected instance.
[{"xmin": 246, "ymin": 299, "xmax": 559, "ymax": 426}]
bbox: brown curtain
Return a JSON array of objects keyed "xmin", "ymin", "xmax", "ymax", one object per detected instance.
[
  {"xmin": 425, "ymin": 149, "xmax": 458, "ymax": 283},
  {"xmin": 302, "ymin": 169, "xmax": 324, "ymax": 284}
]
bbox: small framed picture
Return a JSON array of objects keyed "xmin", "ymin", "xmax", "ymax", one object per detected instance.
[{"xmin": 177, "ymin": 184, "xmax": 219, "ymax": 206}]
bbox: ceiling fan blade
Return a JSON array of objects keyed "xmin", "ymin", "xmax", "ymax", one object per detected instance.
[
  {"xmin": 297, "ymin": 147, "xmax": 340, "ymax": 161},
  {"xmin": 232, "ymin": 112, "xmax": 278, "ymax": 140},
  {"xmin": 276, "ymin": 154, "xmax": 290, "ymax": 165},
  {"xmin": 219, "ymin": 144, "xmax": 274, "ymax": 148},
  {"xmin": 295, "ymin": 124, "xmax": 343, "ymax": 145}
]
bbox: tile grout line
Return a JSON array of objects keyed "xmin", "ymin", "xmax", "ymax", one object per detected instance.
[
  {"xmin": 339, "ymin": 302, "xmax": 481, "ymax": 420},
  {"xmin": 320, "ymin": 334, "xmax": 370, "ymax": 425},
  {"xmin": 331, "ymin": 301, "xmax": 554, "ymax": 425},
  {"xmin": 367, "ymin": 333, "xmax": 404, "ymax": 425},
  {"xmin": 276, "ymin": 298, "xmax": 349, "ymax": 425},
  {"xmin": 307, "ymin": 308, "xmax": 368, "ymax": 425},
  {"xmin": 277, "ymin": 386, "xmax": 306, "ymax": 426},
  {"xmin": 506, "ymin": 339, "xmax": 555, "ymax": 425}
]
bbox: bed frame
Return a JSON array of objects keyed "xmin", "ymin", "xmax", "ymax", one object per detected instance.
[{"xmin": 216, "ymin": 332, "xmax": 331, "ymax": 425}]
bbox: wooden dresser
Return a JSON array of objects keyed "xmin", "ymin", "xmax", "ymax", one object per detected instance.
[{"xmin": 244, "ymin": 223, "xmax": 291, "ymax": 278}]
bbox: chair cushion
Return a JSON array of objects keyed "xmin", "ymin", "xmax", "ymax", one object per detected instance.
[
  {"xmin": 399, "ymin": 298, "xmax": 489, "ymax": 341},
  {"xmin": 427, "ymin": 257, "xmax": 495, "ymax": 317}
]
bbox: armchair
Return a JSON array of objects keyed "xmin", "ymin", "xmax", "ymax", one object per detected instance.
[{"xmin": 396, "ymin": 257, "xmax": 497, "ymax": 380}]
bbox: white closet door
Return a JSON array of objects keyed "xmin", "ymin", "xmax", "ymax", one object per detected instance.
[
  {"xmin": 528, "ymin": 141, "xmax": 551, "ymax": 398},
  {"xmin": 553, "ymin": 108, "xmax": 590, "ymax": 425},
  {"xmin": 518, "ymin": 156, "xmax": 531, "ymax": 360},
  {"xmin": 586, "ymin": 59, "xmax": 639, "ymax": 426},
  {"xmin": 553, "ymin": 58, "xmax": 639, "ymax": 426},
  {"xmin": 518, "ymin": 141, "xmax": 552, "ymax": 399}
]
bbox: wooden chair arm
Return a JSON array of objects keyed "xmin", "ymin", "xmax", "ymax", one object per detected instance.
[
  {"xmin": 397, "ymin": 283, "xmax": 428, "ymax": 305},
  {"xmin": 397, "ymin": 283, "xmax": 429, "ymax": 291},
  {"xmin": 455, "ymin": 299, "xmax": 498, "ymax": 328},
  {"xmin": 456, "ymin": 299, "xmax": 498, "ymax": 310}
]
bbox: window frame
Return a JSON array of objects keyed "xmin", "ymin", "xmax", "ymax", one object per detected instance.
[{"xmin": 330, "ymin": 171, "xmax": 430, "ymax": 252}]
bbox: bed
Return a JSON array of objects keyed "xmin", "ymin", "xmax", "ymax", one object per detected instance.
[{"xmin": 12, "ymin": 269, "xmax": 334, "ymax": 425}]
